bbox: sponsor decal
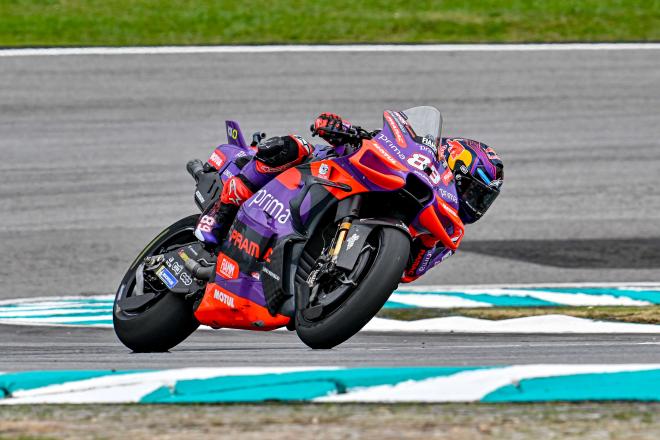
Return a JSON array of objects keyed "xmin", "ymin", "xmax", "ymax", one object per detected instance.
[
  {"xmin": 485, "ymin": 146, "xmax": 501, "ymax": 161},
  {"xmin": 229, "ymin": 230, "xmax": 261, "ymax": 258},
  {"xmin": 346, "ymin": 233, "xmax": 360, "ymax": 251},
  {"xmin": 319, "ymin": 163, "xmax": 329, "ymax": 176},
  {"xmin": 437, "ymin": 188, "xmax": 458, "ymax": 204},
  {"xmin": 256, "ymin": 162, "xmax": 293, "ymax": 173},
  {"xmin": 166, "ymin": 256, "xmax": 184, "ymax": 275},
  {"xmin": 222, "ymin": 168, "xmax": 234, "ymax": 180},
  {"xmin": 370, "ymin": 140, "xmax": 399, "ymax": 165},
  {"xmin": 195, "ymin": 190, "xmax": 206, "ymax": 204},
  {"xmin": 262, "ymin": 247, "xmax": 273, "ymax": 263},
  {"xmin": 155, "ymin": 266, "xmax": 178, "ymax": 289},
  {"xmin": 208, "ymin": 150, "xmax": 225, "ymax": 169},
  {"xmin": 413, "ymin": 169, "xmax": 433, "ymax": 185},
  {"xmin": 227, "ymin": 126, "xmax": 239, "ymax": 140},
  {"xmin": 180, "ymin": 272, "xmax": 193, "ymax": 286},
  {"xmin": 407, "ymin": 247, "xmax": 427, "ymax": 277},
  {"xmin": 248, "ymin": 189, "xmax": 291, "ymax": 224},
  {"xmin": 292, "ymin": 134, "xmax": 312, "ymax": 154},
  {"xmin": 376, "ymin": 133, "xmax": 406, "ymax": 160},
  {"xmin": 225, "ymin": 178, "xmax": 245, "ymax": 205},
  {"xmin": 466, "ymin": 139, "xmax": 481, "ymax": 149},
  {"xmin": 441, "ymin": 167, "xmax": 454, "ymax": 185},
  {"xmin": 438, "ymin": 199, "xmax": 461, "ymax": 222},
  {"xmin": 418, "ymin": 249, "xmax": 433, "ymax": 273},
  {"xmin": 262, "ymin": 267, "xmax": 281, "ymax": 282},
  {"xmin": 446, "ymin": 139, "xmax": 473, "ymax": 170},
  {"xmin": 384, "ymin": 112, "xmax": 407, "ymax": 147},
  {"xmin": 421, "ymin": 136, "xmax": 438, "ymax": 154},
  {"xmin": 217, "ymin": 252, "xmax": 239, "ymax": 279},
  {"xmin": 213, "ymin": 288, "xmax": 235, "ymax": 308}
]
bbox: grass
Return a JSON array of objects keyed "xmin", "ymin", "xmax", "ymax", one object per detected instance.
[
  {"xmin": 1, "ymin": 403, "xmax": 659, "ymax": 439},
  {"xmin": 377, "ymin": 305, "xmax": 660, "ymax": 324},
  {"xmin": 0, "ymin": 0, "xmax": 659, "ymax": 47}
]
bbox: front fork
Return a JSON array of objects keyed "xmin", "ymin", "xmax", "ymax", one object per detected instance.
[
  {"xmin": 329, "ymin": 195, "xmax": 363, "ymax": 262},
  {"xmin": 306, "ymin": 195, "xmax": 363, "ymax": 289}
]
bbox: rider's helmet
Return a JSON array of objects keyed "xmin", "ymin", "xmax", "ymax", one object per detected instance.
[{"xmin": 442, "ymin": 138, "xmax": 503, "ymax": 224}]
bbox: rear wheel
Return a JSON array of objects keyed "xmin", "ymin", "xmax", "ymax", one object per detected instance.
[
  {"xmin": 295, "ymin": 226, "xmax": 409, "ymax": 349},
  {"xmin": 113, "ymin": 215, "xmax": 200, "ymax": 352}
]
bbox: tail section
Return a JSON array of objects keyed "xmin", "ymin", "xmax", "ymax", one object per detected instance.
[{"xmin": 225, "ymin": 120, "xmax": 248, "ymax": 149}]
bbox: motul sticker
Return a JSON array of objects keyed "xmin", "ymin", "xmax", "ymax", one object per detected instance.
[{"xmin": 216, "ymin": 252, "xmax": 239, "ymax": 279}]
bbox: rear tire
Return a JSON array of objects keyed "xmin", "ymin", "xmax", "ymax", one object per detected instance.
[
  {"xmin": 295, "ymin": 227, "xmax": 409, "ymax": 349},
  {"xmin": 113, "ymin": 215, "xmax": 200, "ymax": 352}
]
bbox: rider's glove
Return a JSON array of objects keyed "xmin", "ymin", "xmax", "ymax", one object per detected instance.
[{"xmin": 312, "ymin": 113, "xmax": 350, "ymax": 146}]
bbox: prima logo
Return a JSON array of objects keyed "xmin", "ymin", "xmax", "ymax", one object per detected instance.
[
  {"xmin": 437, "ymin": 188, "xmax": 458, "ymax": 204},
  {"xmin": 376, "ymin": 133, "xmax": 406, "ymax": 160},
  {"xmin": 249, "ymin": 189, "xmax": 291, "ymax": 224}
]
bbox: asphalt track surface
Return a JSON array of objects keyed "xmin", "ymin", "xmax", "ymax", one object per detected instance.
[
  {"xmin": 1, "ymin": 324, "xmax": 658, "ymax": 371},
  {"xmin": 1, "ymin": 48, "xmax": 659, "ymax": 369}
]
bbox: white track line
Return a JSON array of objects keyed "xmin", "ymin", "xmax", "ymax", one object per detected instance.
[{"xmin": 1, "ymin": 43, "xmax": 659, "ymax": 57}]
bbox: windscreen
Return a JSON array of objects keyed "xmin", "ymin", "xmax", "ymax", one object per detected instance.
[{"xmin": 401, "ymin": 106, "xmax": 443, "ymax": 151}]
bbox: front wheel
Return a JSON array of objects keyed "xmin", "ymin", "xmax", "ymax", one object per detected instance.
[
  {"xmin": 113, "ymin": 215, "xmax": 201, "ymax": 352},
  {"xmin": 295, "ymin": 227, "xmax": 410, "ymax": 349}
]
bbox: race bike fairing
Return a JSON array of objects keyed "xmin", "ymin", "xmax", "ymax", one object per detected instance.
[{"xmin": 192, "ymin": 107, "xmax": 465, "ymax": 331}]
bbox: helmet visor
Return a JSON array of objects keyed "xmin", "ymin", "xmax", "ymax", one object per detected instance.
[{"xmin": 456, "ymin": 174, "xmax": 500, "ymax": 219}]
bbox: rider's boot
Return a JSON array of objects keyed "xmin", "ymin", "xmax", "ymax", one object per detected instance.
[{"xmin": 194, "ymin": 175, "xmax": 255, "ymax": 251}]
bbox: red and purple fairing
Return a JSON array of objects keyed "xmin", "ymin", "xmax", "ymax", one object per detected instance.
[{"xmin": 194, "ymin": 110, "xmax": 465, "ymax": 331}]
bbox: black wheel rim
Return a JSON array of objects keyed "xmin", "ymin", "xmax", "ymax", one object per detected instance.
[{"xmin": 302, "ymin": 232, "xmax": 379, "ymax": 322}]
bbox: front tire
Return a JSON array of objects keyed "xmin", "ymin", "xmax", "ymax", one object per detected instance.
[
  {"xmin": 113, "ymin": 215, "xmax": 200, "ymax": 352},
  {"xmin": 295, "ymin": 227, "xmax": 410, "ymax": 349}
]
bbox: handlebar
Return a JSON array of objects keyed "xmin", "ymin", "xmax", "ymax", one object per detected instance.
[{"xmin": 186, "ymin": 159, "xmax": 205, "ymax": 181}]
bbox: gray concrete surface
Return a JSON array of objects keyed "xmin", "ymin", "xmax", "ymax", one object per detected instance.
[
  {"xmin": 0, "ymin": 324, "xmax": 658, "ymax": 371},
  {"xmin": 1, "ymin": 49, "xmax": 659, "ymax": 368}
]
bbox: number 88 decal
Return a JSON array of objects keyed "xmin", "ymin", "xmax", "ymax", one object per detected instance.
[{"xmin": 407, "ymin": 153, "xmax": 440, "ymax": 185}]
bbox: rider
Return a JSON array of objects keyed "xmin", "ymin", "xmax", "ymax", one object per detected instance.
[{"xmin": 195, "ymin": 112, "xmax": 503, "ymax": 283}]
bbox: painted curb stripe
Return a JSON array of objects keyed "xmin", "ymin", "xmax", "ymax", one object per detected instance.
[
  {"xmin": 1, "ymin": 365, "xmax": 659, "ymax": 404},
  {"xmin": 0, "ymin": 370, "xmax": 143, "ymax": 396},
  {"xmin": 482, "ymin": 369, "xmax": 660, "ymax": 402},
  {"xmin": 528, "ymin": 288, "xmax": 660, "ymax": 304},
  {"xmin": 140, "ymin": 367, "xmax": 480, "ymax": 403},
  {"xmin": 0, "ymin": 285, "xmax": 657, "ymax": 329}
]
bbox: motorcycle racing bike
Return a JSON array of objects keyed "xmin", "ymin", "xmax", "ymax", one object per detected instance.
[{"xmin": 114, "ymin": 106, "xmax": 466, "ymax": 351}]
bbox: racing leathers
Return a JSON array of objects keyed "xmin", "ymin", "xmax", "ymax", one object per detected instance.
[{"xmin": 194, "ymin": 113, "xmax": 351, "ymax": 247}]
